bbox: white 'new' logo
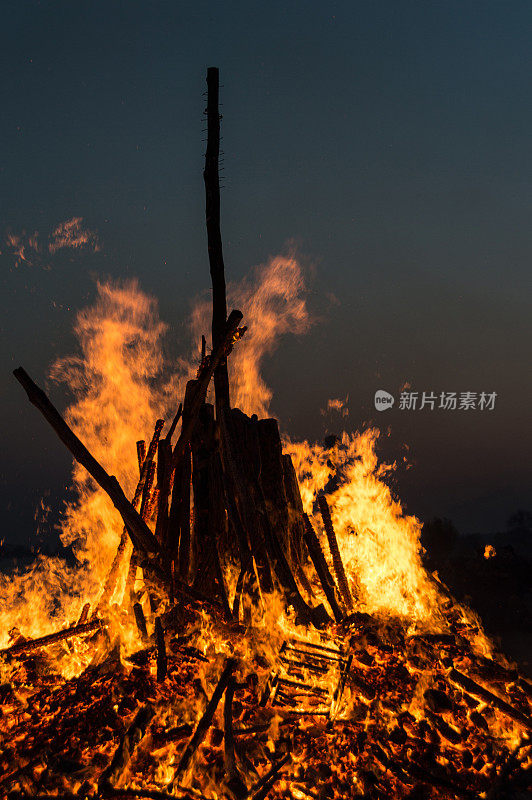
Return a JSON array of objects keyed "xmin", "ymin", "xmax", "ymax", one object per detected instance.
[{"xmin": 374, "ymin": 390, "xmax": 394, "ymax": 411}]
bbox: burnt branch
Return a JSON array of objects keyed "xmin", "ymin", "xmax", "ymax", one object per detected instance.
[
  {"xmin": 317, "ymin": 493, "xmax": 353, "ymax": 611},
  {"xmin": 98, "ymin": 703, "xmax": 156, "ymax": 790},
  {"xmin": 303, "ymin": 513, "xmax": 344, "ymax": 622},
  {"xmin": 171, "ymin": 658, "xmax": 236, "ymax": 783},
  {"xmin": 13, "ymin": 367, "xmax": 160, "ymax": 555},
  {"xmin": 449, "ymin": 668, "xmax": 532, "ymax": 730},
  {"xmin": 0, "ymin": 619, "xmax": 103, "ymax": 658},
  {"xmin": 154, "ymin": 617, "xmax": 167, "ymax": 682},
  {"xmin": 223, "ymin": 677, "xmax": 247, "ymax": 798}
]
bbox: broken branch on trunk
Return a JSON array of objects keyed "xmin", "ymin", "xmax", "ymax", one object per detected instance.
[
  {"xmin": 171, "ymin": 309, "xmax": 243, "ymax": 473},
  {"xmin": 13, "ymin": 367, "xmax": 160, "ymax": 555}
]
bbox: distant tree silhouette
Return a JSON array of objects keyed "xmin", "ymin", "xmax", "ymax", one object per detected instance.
[
  {"xmin": 421, "ymin": 517, "xmax": 459, "ymax": 566},
  {"xmin": 506, "ymin": 509, "xmax": 532, "ymax": 537}
]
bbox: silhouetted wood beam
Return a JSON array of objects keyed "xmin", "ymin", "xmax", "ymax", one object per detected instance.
[
  {"xmin": 13, "ymin": 367, "xmax": 160, "ymax": 555},
  {"xmin": 204, "ymin": 66, "xmax": 230, "ymax": 415}
]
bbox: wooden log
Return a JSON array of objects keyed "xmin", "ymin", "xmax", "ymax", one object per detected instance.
[
  {"xmin": 102, "ymin": 420, "xmax": 164, "ymax": 606},
  {"xmin": 191, "ymin": 403, "xmax": 217, "ymax": 593},
  {"xmin": 0, "ymin": 619, "xmax": 103, "ymax": 657},
  {"xmin": 317, "ymin": 493, "xmax": 353, "ymax": 611},
  {"xmin": 13, "ymin": 367, "xmax": 160, "ymax": 555},
  {"xmin": 220, "ymin": 409, "xmax": 328, "ymax": 627},
  {"xmin": 220, "ymin": 407, "xmax": 273, "ymax": 592},
  {"xmin": 302, "ymin": 513, "xmax": 344, "ymax": 622},
  {"xmin": 171, "ymin": 308, "xmax": 243, "ymax": 473},
  {"xmin": 449, "ymin": 668, "xmax": 532, "ymax": 730},
  {"xmin": 223, "ymin": 470, "xmax": 254, "ymax": 569},
  {"xmin": 425, "ymin": 709, "xmax": 463, "ymax": 744},
  {"xmin": 76, "ymin": 603, "xmax": 90, "ymax": 625},
  {"xmin": 133, "ymin": 603, "xmax": 148, "ymax": 642},
  {"xmin": 139, "ymin": 461, "xmax": 156, "ymax": 521},
  {"xmin": 372, "ymin": 743, "xmax": 415, "ymax": 786},
  {"xmin": 154, "ymin": 617, "xmax": 167, "ymax": 682},
  {"xmin": 168, "ymin": 380, "xmax": 195, "ymax": 578},
  {"xmin": 256, "ymin": 419, "xmax": 291, "ymax": 555},
  {"xmin": 204, "ymin": 66, "xmax": 230, "ymax": 415},
  {"xmin": 282, "ymin": 454, "xmax": 312, "ymax": 592},
  {"xmin": 125, "ymin": 421, "xmax": 167, "ymax": 599},
  {"xmin": 256, "ymin": 421, "xmax": 314, "ymax": 598},
  {"xmin": 136, "ymin": 440, "xmax": 146, "ymax": 472},
  {"xmin": 189, "ymin": 405, "xmax": 231, "ymax": 617},
  {"xmin": 329, "ymin": 653, "xmax": 353, "ymax": 722},
  {"xmin": 167, "ymin": 448, "xmax": 191, "ymax": 578},
  {"xmin": 165, "ymin": 403, "xmax": 182, "ymax": 444},
  {"xmin": 171, "ymin": 658, "xmax": 236, "ymax": 783},
  {"xmin": 98, "ymin": 703, "xmax": 156, "ymax": 789},
  {"xmin": 249, "ymin": 754, "xmax": 291, "ymax": 800},
  {"xmin": 231, "ymin": 553, "xmax": 257, "ymax": 623},
  {"xmin": 223, "ymin": 677, "xmax": 247, "ymax": 798},
  {"xmin": 155, "ymin": 437, "xmax": 173, "ymax": 546},
  {"xmin": 347, "ymin": 669, "xmax": 376, "ymax": 701},
  {"xmin": 207, "ymin": 451, "xmax": 232, "ymax": 620}
]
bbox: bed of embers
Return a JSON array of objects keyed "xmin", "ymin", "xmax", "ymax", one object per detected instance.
[{"xmin": 1, "ymin": 580, "xmax": 531, "ymax": 799}]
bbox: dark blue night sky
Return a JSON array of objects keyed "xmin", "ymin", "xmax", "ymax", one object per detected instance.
[{"xmin": 2, "ymin": 1, "xmax": 531, "ymax": 544}]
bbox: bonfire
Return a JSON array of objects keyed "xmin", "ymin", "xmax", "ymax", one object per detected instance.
[{"xmin": 1, "ymin": 69, "xmax": 530, "ymax": 800}]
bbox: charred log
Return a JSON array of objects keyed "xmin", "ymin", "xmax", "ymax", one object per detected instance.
[
  {"xmin": 98, "ymin": 703, "xmax": 156, "ymax": 790},
  {"xmin": 302, "ymin": 513, "xmax": 344, "ymax": 622},
  {"xmin": 170, "ymin": 658, "xmax": 236, "ymax": 783},
  {"xmin": 0, "ymin": 619, "xmax": 103, "ymax": 658},
  {"xmin": 317, "ymin": 493, "xmax": 354, "ymax": 611},
  {"xmin": 13, "ymin": 367, "xmax": 160, "ymax": 555}
]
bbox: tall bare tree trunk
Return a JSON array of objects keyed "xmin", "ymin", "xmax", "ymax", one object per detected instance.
[{"xmin": 204, "ymin": 66, "xmax": 230, "ymax": 416}]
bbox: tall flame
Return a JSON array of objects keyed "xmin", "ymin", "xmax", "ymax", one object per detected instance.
[
  {"xmin": 285, "ymin": 430, "xmax": 442, "ymax": 624},
  {"xmin": 0, "ymin": 280, "xmax": 184, "ymax": 654},
  {"xmin": 191, "ymin": 251, "xmax": 311, "ymax": 417},
  {"xmin": 0, "ymin": 252, "xmax": 488, "ymax": 663}
]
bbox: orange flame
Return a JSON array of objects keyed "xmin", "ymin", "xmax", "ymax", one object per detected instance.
[{"xmin": 0, "ymin": 256, "xmax": 496, "ymax": 670}]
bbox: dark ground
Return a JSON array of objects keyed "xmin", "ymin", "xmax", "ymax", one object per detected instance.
[{"xmin": 421, "ymin": 511, "xmax": 532, "ymax": 678}]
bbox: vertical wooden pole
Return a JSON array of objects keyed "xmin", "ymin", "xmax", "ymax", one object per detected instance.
[{"xmin": 204, "ymin": 66, "xmax": 230, "ymax": 416}]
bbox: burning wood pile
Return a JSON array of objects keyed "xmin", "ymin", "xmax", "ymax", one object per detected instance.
[{"xmin": 1, "ymin": 69, "xmax": 531, "ymax": 800}]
